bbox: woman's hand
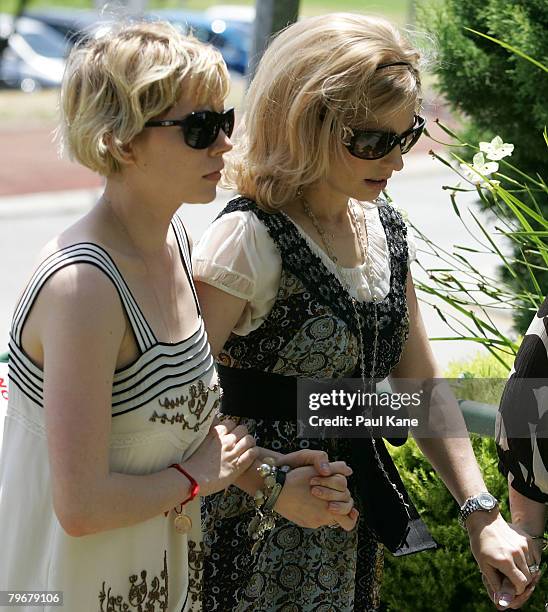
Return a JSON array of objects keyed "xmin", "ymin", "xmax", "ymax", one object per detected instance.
[
  {"xmin": 273, "ymin": 449, "xmax": 358, "ymax": 531},
  {"xmin": 467, "ymin": 513, "xmax": 539, "ymax": 604},
  {"xmin": 182, "ymin": 419, "xmax": 258, "ymax": 497},
  {"xmin": 480, "ymin": 522, "xmax": 543, "ymax": 610},
  {"xmin": 482, "ymin": 572, "xmax": 542, "ymax": 610}
]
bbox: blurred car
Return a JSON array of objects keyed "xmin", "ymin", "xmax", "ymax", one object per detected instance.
[
  {"xmin": 21, "ymin": 7, "xmax": 253, "ymax": 77},
  {"xmin": 23, "ymin": 8, "xmax": 102, "ymax": 46},
  {"xmin": 205, "ymin": 5, "xmax": 255, "ymax": 24},
  {"xmin": 150, "ymin": 9, "xmax": 252, "ymax": 75},
  {"xmin": 0, "ymin": 14, "xmax": 66, "ymax": 92}
]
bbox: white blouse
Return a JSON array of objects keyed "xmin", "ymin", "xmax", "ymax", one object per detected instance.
[{"xmin": 193, "ymin": 203, "xmax": 416, "ymax": 336}]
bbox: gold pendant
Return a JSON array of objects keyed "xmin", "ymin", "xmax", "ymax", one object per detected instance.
[
  {"xmin": 248, "ymin": 514, "xmax": 262, "ymax": 537},
  {"xmin": 174, "ymin": 512, "xmax": 192, "ymax": 535}
]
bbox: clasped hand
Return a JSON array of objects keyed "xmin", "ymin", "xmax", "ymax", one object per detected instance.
[
  {"xmin": 468, "ymin": 515, "xmax": 542, "ymax": 609},
  {"xmin": 273, "ymin": 449, "xmax": 359, "ymax": 531}
]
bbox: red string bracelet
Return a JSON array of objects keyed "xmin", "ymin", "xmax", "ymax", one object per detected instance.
[{"xmin": 164, "ymin": 463, "xmax": 200, "ymax": 517}]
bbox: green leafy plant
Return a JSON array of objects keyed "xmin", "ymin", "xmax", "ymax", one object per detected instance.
[
  {"xmin": 417, "ymin": 0, "xmax": 548, "ymax": 332},
  {"xmin": 411, "ymin": 119, "xmax": 546, "ymax": 366},
  {"xmin": 383, "ymin": 436, "xmax": 511, "ymax": 612}
]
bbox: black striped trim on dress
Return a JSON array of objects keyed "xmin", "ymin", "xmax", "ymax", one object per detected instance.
[
  {"xmin": 9, "ymin": 325, "xmax": 215, "ymax": 413},
  {"xmin": 172, "ymin": 213, "xmax": 201, "ymax": 317},
  {"xmin": 11, "ymin": 243, "xmax": 156, "ymax": 352},
  {"xmin": 8, "ymin": 340, "xmax": 44, "ymax": 406},
  {"xmin": 112, "ymin": 319, "xmax": 205, "ymax": 386},
  {"xmin": 8, "ymin": 233, "xmax": 214, "ymax": 413},
  {"xmin": 112, "ymin": 356, "xmax": 215, "ymax": 415},
  {"xmin": 112, "ymin": 327, "xmax": 209, "ymax": 397}
]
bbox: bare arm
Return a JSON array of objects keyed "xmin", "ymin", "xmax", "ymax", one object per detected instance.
[
  {"xmin": 39, "ymin": 265, "xmax": 254, "ymax": 537},
  {"xmin": 390, "ymin": 272, "xmax": 486, "ymax": 505},
  {"xmin": 194, "ymin": 280, "xmax": 265, "ymax": 496},
  {"xmin": 509, "ymin": 481, "xmax": 547, "ymax": 542},
  {"xmin": 390, "ymin": 271, "xmax": 533, "ymax": 597},
  {"xmin": 195, "ymin": 280, "xmax": 247, "ymax": 357}
]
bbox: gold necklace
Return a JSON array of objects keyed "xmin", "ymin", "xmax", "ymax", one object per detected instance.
[
  {"xmin": 301, "ymin": 197, "xmax": 377, "ymax": 380},
  {"xmin": 101, "ymin": 198, "xmax": 176, "ymax": 344},
  {"xmin": 301, "ymin": 196, "xmax": 410, "ymax": 515}
]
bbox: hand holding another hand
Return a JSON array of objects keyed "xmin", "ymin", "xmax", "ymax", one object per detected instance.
[
  {"xmin": 273, "ymin": 449, "xmax": 359, "ymax": 531},
  {"xmin": 467, "ymin": 513, "xmax": 541, "ymax": 608},
  {"xmin": 480, "ymin": 522, "xmax": 543, "ymax": 610}
]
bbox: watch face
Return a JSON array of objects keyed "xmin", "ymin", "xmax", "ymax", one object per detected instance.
[{"xmin": 478, "ymin": 493, "xmax": 497, "ymax": 510}]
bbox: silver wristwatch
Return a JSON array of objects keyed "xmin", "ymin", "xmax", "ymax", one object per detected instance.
[{"xmin": 458, "ymin": 492, "xmax": 498, "ymax": 527}]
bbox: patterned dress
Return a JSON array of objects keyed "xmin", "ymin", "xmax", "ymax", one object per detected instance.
[
  {"xmin": 496, "ymin": 296, "xmax": 548, "ymax": 502},
  {"xmin": 0, "ymin": 215, "xmax": 217, "ymax": 611},
  {"xmin": 198, "ymin": 197, "xmax": 434, "ymax": 612}
]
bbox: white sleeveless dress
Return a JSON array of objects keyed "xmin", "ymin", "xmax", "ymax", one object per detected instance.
[{"xmin": 0, "ymin": 214, "xmax": 218, "ymax": 612}]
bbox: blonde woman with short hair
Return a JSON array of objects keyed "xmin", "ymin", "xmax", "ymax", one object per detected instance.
[
  {"xmin": 0, "ymin": 21, "xmax": 257, "ymax": 611},
  {"xmin": 194, "ymin": 13, "xmax": 537, "ymax": 611}
]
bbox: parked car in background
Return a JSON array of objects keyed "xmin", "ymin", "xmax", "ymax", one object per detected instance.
[
  {"xmin": 150, "ymin": 9, "xmax": 252, "ymax": 75},
  {"xmin": 23, "ymin": 8, "xmax": 102, "ymax": 46},
  {"xmin": 0, "ymin": 14, "xmax": 66, "ymax": 92},
  {"xmin": 205, "ymin": 4, "xmax": 255, "ymax": 25},
  {"xmin": 17, "ymin": 6, "xmax": 254, "ymax": 78}
]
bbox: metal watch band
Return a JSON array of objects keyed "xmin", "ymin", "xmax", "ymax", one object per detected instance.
[{"xmin": 458, "ymin": 492, "xmax": 498, "ymax": 528}]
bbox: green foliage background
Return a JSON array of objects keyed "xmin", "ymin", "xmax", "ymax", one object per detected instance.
[{"xmin": 417, "ymin": 0, "xmax": 548, "ymax": 332}]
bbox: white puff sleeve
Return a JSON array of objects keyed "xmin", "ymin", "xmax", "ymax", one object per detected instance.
[{"xmin": 192, "ymin": 211, "xmax": 282, "ymax": 335}]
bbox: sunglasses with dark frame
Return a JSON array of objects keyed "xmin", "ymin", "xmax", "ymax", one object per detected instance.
[
  {"xmin": 344, "ymin": 115, "xmax": 426, "ymax": 160},
  {"xmin": 144, "ymin": 107, "xmax": 235, "ymax": 149}
]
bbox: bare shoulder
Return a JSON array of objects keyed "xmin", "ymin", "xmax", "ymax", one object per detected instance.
[
  {"xmin": 19, "ymin": 258, "xmax": 126, "ymax": 369},
  {"xmin": 38, "ymin": 262, "xmax": 123, "ymax": 327},
  {"xmin": 36, "ymin": 213, "xmax": 100, "ymax": 262}
]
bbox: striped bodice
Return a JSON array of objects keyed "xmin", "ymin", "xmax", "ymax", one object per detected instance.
[
  {"xmin": 1, "ymin": 214, "xmax": 218, "ymax": 611},
  {"xmin": 7, "ymin": 214, "xmax": 218, "ymax": 465}
]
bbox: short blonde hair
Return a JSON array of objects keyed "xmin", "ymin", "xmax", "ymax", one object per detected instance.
[
  {"xmin": 224, "ymin": 13, "xmax": 422, "ymax": 210},
  {"xmin": 60, "ymin": 20, "xmax": 230, "ymax": 176}
]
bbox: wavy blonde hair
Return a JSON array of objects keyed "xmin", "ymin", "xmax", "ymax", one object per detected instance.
[
  {"xmin": 59, "ymin": 20, "xmax": 229, "ymax": 176},
  {"xmin": 224, "ymin": 13, "xmax": 422, "ymax": 211}
]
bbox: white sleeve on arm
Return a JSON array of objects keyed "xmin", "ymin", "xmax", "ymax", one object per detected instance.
[{"xmin": 192, "ymin": 210, "xmax": 282, "ymax": 334}]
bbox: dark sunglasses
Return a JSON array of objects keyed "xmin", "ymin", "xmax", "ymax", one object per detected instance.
[
  {"xmin": 144, "ymin": 107, "xmax": 235, "ymax": 149},
  {"xmin": 344, "ymin": 115, "xmax": 426, "ymax": 160}
]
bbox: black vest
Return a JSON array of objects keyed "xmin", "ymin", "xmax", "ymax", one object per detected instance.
[{"xmin": 216, "ymin": 196, "xmax": 436, "ymax": 555}]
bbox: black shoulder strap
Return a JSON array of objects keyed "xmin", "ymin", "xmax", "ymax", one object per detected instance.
[{"xmin": 11, "ymin": 243, "xmax": 156, "ymax": 353}]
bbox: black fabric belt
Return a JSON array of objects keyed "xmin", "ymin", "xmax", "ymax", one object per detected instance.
[{"xmin": 217, "ymin": 364, "xmax": 438, "ymax": 556}]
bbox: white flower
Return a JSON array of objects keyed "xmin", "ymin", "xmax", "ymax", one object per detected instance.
[
  {"xmin": 472, "ymin": 152, "xmax": 499, "ymax": 174},
  {"xmin": 460, "ymin": 153, "xmax": 499, "ymax": 184},
  {"xmin": 479, "ymin": 136, "xmax": 514, "ymax": 160}
]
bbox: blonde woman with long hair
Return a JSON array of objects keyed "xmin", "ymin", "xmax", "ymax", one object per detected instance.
[{"xmin": 194, "ymin": 13, "xmax": 537, "ymax": 611}]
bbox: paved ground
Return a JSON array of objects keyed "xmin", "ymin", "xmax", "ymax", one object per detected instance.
[{"xmin": 0, "ymin": 126, "xmax": 102, "ymax": 196}]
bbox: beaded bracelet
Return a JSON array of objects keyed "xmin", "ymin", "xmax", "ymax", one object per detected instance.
[{"xmin": 248, "ymin": 458, "xmax": 290, "ymax": 554}]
